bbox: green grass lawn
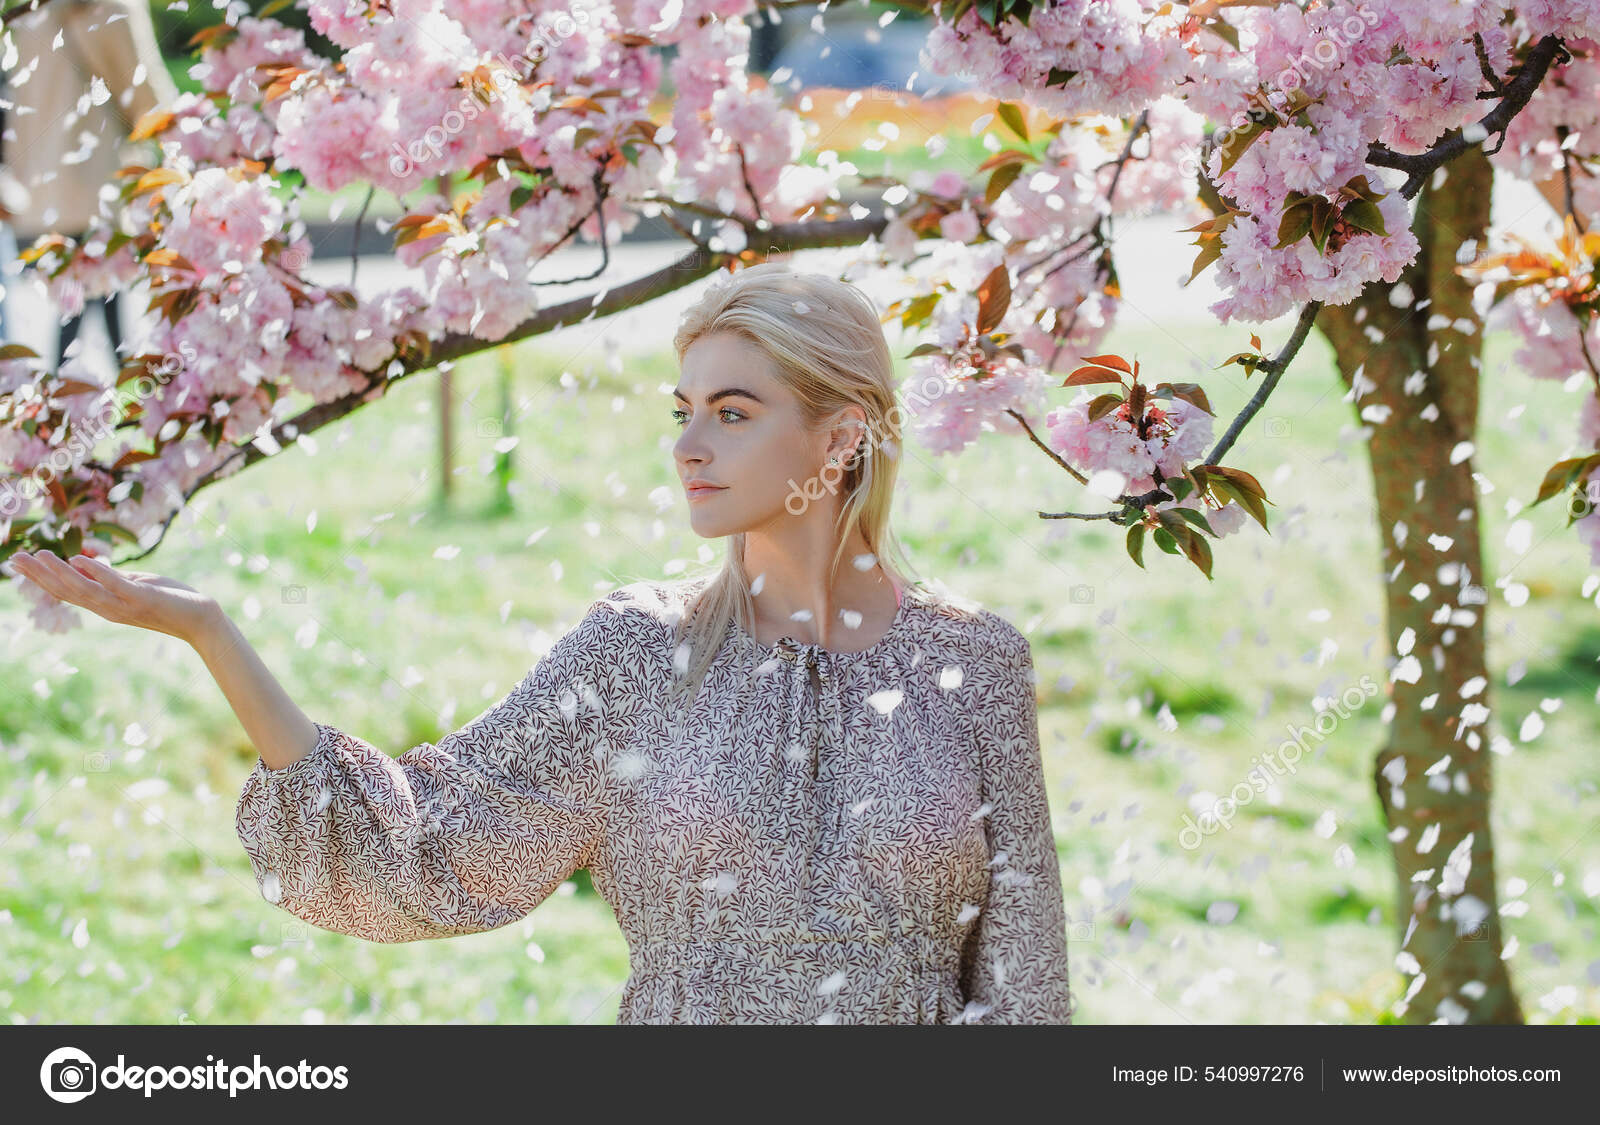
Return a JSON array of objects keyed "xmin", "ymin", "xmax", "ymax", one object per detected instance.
[{"xmin": 2, "ymin": 318, "xmax": 1597, "ymax": 1025}]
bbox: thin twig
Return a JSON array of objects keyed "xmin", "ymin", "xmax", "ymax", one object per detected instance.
[
  {"xmin": 1003, "ymin": 406, "xmax": 1089, "ymax": 485},
  {"xmin": 350, "ymin": 185, "xmax": 374, "ymax": 288}
]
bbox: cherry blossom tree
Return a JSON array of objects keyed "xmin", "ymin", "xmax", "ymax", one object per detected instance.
[{"xmin": 3, "ymin": 0, "xmax": 1598, "ymax": 1023}]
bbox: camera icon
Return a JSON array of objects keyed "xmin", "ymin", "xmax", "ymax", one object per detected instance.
[
  {"xmin": 84, "ymin": 752, "xmax": 110, "ymax": 773},
  {"xmin": 1067, "ymin": 921, "xmax": 1095, "ymax": 942},
  {"xmin": 281, "ymin": 921, "xmax": 309, "ymax": 945},
  {"xmin": 476, "ymin": 418, "xmax": 503, "ymax": 439},
  {"xmin": 281, "ymin": 584, "xmax": 306, "ymax": 604},
  {"xmin": 1461, "ymin": 921, "xmax": 1489, "ymax": 941},
  {"xmin": 40, "ymin": 1047, "xmax": 97, "ymax": 1103},
  {"xmin": 1069, "ymin": 584, "xmax": 1094, "ymax": 604},
  {"xmin": 1263, "ymin": 417, "xmax": 1291, "ymax": 438}
]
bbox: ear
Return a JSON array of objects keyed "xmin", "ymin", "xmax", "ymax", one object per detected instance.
[{"xmin": 822, "ymin": 406, "xmax": 870, "ymax": 467}]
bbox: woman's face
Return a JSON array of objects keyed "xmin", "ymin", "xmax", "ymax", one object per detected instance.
[{"xmin": 672, "ymin": 332, "xmax": 841, "ymax": 539}]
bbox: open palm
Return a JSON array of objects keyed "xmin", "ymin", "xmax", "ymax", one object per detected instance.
[{"xmin": 6, "ymin": 551, "xmax": 216, "ymax": 643}]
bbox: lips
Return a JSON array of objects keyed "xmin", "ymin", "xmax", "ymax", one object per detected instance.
[{"xmin": 686, "ymin": 484, "xmax": 726, "ymax": 498}]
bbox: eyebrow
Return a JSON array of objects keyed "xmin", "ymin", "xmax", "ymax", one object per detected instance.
[{"xmin": 671, "ymin": 386, "xmax": 765, "ymax": 405}]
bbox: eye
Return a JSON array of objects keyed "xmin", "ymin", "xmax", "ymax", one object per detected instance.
[{"xmin": 670, "ymin": 407, "xmax": 745, "ymax": 427}]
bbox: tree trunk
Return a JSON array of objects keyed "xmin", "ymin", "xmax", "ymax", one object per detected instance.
[{"xmin": 1317, "ymin": 147, "xmax": 1522, "ymax": 1023}]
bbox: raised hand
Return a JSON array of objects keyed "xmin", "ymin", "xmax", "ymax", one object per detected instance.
[{"xmin": 5, "ymin": 551, "xmax": 219, "ymax": 644}]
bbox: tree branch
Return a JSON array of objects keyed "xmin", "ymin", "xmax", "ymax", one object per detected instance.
[
  {"xmin": 107, "ymin": 215, "xmax": 889, "ymax": 562},
  {"xmin": 1367, "ymin": 35, "xmax": 1568, "ymax": 199}
]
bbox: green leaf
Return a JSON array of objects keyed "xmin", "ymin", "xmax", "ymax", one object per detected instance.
[
  {"xmin": 1309, "ymin": 198, "xmax": 1335, "ymax": 254},
  {"xmin": 1532, "ymin": 453, "xmax": 1600, "ymax": 506},
  {"xmin": 89, "ymin": 521, "xmax": 139, "ymax": 545},
  {"xmin": 899, "ymin": 292, "xmax": 940, "ymax": 330},
  {"xmin": 1183, "ymin": 527, "xmax": 1215, "ymax": 579},
  {"xmin": 1341, "ymin": 197, "xmax": 1388, "ymax": 236},
  {"xmin": 905, "ymin": 342, "xmax": 946, "ymax": 359},
  {"xmin": 996, "ymin": 102, "xmax": 1029, "ymax": 143},
  {"xmin": 1152, "ymin": 526, "xmax": 1181, "ymax": 555},
  {"xmin": 1126, "ymin": 522, "xmax": 1147, "ymax": 568},
  {"xmin": 1217, "ymin": 110, "xmax": 1273, "ymax": 175},
  {"xmin": 1086, "ymin": 393, "xmax": 1125, "ymax": 422},
  {"xmin": 1172, "ymin": 506, "xmax": 1217, "ymax": 537},
  {"xmin": 1276, "ymin": 203, "xmax": 1314, "ymax": 249},
  {"xmin": 985, "ymin": 160, "xmax": 1024, "ymax": 205}
]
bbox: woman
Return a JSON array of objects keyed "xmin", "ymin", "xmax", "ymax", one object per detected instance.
[{"xmin": 5, "ymin": 264, "xmax": 1075, "ymax": 1025}]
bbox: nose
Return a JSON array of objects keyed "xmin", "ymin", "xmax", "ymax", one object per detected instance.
[{"xmin": 673, "ymin": 417, "xmax": 711, "ymax": 472}]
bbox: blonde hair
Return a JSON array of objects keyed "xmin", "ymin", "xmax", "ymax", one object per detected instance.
[{"xmin": 668, "ymin": 262, "xmax": 921, "ymax": 705}]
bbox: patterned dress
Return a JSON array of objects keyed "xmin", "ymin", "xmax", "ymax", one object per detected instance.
[{"xmin": 234, "ymin": 576, "xmax": 1075, "ymax": 1024}]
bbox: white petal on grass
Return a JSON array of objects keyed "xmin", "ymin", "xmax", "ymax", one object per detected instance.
[
  {"xmin": 294, "ymin": 620, "xmax": 319, "ymax": 649},
  {"xmin": 433, "ymin": 545, "xmax": 461, "ymax": 560},
  {"xmin": 1206, "ymin": 901, "xmax": 1239, "ymax": 925},
  {"xmin": 1519, "ymin": 712, "xmax": 1544, "ymax": 741},
  {"xmin": 125, "ymin": 778, "xmax": 169, "ymax": 801}
]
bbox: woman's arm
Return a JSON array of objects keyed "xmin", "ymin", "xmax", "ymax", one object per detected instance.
[
  {"xmin": 957, "ymin": 615, "xmax": 1076, "ymax": 1024},
  {"xmin": 232, "ymin": 598, "xmax": 630, "ymax": 943},
  {"xmin": 192, "ymin": 606, "xmax": 320, "ymax": 772}
]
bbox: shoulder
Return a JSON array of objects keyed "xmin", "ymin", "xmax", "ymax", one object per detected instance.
[
  {"xmin": 560, "ymin": 578, "xmax": 698, "ymax": 666},
  {"xmin": 907, "ymin": 581, "xmax": 1032, "ymax": 666}
]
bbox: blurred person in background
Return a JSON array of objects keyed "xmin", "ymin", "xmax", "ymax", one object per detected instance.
[
  {"xmin": 4, "ymin": 0, "xmax": 176, "ymax": 369},
  {"xmin": 1, "ymin": 69, "xmax": 35, "ymax": 340}
]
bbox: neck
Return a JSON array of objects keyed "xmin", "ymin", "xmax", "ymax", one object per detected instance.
[{"xmin": 739, "ymin": 526, "xmax": 896, "ymax": 648}]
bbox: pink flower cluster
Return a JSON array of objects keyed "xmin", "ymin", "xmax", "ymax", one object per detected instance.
[
  {"xmin": 921, "ymin": 0, "xmax": 1190, "ymax": 119},
  {"xmin": 1045, "ymin": 387, "xmax": 1213, "ymax": 496}
]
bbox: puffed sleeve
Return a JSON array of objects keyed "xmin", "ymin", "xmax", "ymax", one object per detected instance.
[
  {"xmin": 957, "ymin": 617, "xmax": 1075, "ymax": 1023},
  {"xmin": 235, "ymin": 596, "xmax": 629, "ymax": 943}
]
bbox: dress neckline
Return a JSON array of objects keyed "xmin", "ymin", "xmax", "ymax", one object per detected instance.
[{"xmin": 713, "ymin": 578, "xmax": 922, "ymax": 662}]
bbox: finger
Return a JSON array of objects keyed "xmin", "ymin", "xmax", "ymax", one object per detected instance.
[
  {"xmin": 68, "ymin": 556, "xmax": 135, "ymax": 601},
  {"xmin": 68, "ymin": 555, "xmax": 117, "ymax": 584},
  {"xmin": 25, "ymin": 552, "xmax": 113, "ymax": 610}
]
